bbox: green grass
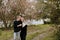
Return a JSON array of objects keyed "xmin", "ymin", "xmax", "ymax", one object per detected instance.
[
  {"xmin": 0, "ymin": 24, "xmax": 52, "ymax": 40},
  {"xmin": 0, "ymin": 30, "xmax": 13, "ymax": 40},
  {"xmin": 26, "ymin": 24, "xmax": 51, "ymax": 40},
  {"xmin": 26, "ymin": 32, "xmax": 40, "ymax": 40},
  {"xmin": 42, "ymin": 35, "xmax": 55, "ymax": 40},
  {"xmin": 42, "ymin": 31, "xmax": 55, "ymax": 40},
  {"xmin": 27, "ymin": 24, "xmax": 50, "ymax": 33}
]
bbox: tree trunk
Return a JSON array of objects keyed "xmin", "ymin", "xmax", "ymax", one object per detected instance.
[{"xmin": 3, "ymin": 21, "xmax": 8, "ymax": 28}]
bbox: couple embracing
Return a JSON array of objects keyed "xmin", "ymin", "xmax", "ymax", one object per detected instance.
[{"xmin": 14, "ymin": 15, "xmax": 27, "ymax": 40}]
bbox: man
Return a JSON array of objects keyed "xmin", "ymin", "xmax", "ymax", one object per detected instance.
[{"xmin": 13, "ymin": 15, "xmax": 22, "ymax": 40}]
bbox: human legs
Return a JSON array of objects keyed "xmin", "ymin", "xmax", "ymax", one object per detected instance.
[
  {"xmin": 14, "ymin": 32, "xmax": 17, "ymax": 40},
  {"xmin": 14, "ymin": 31, "xmax": 21, "ymax": 40},
  {"xmin": 17, "ymin": 31, "xmax": 21, "ymax": 40}
]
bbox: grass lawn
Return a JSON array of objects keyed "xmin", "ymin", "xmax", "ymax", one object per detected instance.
[
  {"xmin": 42, "ymin": 32, "xmax": 55, "ymax": 40},
  {"xmin": 0, "ymin": 30, "xmax": 13, "ymax": 40},
  {"xmin": 26, "ymin": 32, "xmax": 40, "ymax": 40},
  {"xmin": 0, "ymin": 24, "xmax": 54, "ymax": 40},
  {"xmin": 27, "ymin": 24, "xmax": 50, "ymax": 33},
  {"xmin": 26, "ymin": 24, "xmax": 52, "ymax": 40}
]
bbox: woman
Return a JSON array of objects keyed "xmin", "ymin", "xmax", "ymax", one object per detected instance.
[{"xmin": 20, "ymin": 16, "xmax": 27, "ymax": 40}]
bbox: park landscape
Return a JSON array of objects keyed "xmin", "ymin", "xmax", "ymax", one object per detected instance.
[
  {"xmin": 0, "ymin": 0, "xmax": 60, "ymax": 40},
  {"xmin": 0, "ymin": 24, "xmax": 55, "ymax": 40}
]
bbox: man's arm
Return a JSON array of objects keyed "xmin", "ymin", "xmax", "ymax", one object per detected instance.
[
  {"xmin": 17, "ymin": 24, "xmax": 22, "ymax": 27},
  {"xmin": 17, "ymin": 17, "xmax": 24, "ymax": 27},
  {"xmin": 14, "ymin": 21, "xmax": 17, "ymax": 27}
]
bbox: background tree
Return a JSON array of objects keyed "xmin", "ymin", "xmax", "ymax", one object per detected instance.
[
  {"xmin": 0, "ymin": 0, "xmax": 38, "ymax": 28},
  {"xmin": 38, "ymin": 0, "xmax": 60, "ymax": 40},
  {"xmin": 48, "ymin": 0, "xmax": 60, "ymax": 40},
  {"xmin": 0, "ymin": 0, "xmax": 27, "ymax": 28}
]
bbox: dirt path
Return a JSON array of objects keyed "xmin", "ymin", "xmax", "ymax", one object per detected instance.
[
  {"xmin": 10, "ymin": 27, "xmax": 54, "ymax": 40},
  {"xmin": 32, "ymin": 27, "xmax": 54, "ymax": 40},
  {"xmin": 27, "ymin": 26, "xmax": 52, "ymax": 34}
]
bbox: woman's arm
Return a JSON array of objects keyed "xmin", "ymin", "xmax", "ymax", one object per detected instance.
[{"xmin": 17, "ymin": 17, "xmax": 24, "ymax": 27}]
